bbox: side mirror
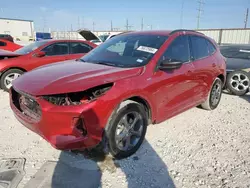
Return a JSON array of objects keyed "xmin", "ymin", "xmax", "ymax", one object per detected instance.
[
  {"xmin": 35, "ymin": 51, "xmax": 45, "ymax": 57},
  {"xmin": 158, "ymin": 60, "xmax": 183, "ymax": 70}
]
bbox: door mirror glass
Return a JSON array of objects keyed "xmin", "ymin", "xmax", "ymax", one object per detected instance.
[
  {"xmin": 159, "ymin": 60, "xmax": 182, "ymax": 70},
  {"xmin": 35, "ymin": 51, "xmax": 46, "ymax": 57}
]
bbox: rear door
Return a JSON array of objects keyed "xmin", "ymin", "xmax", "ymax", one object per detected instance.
[
  {"xmin": 189, "ymin": 35, "xmax": 215, "ymax": 101},
  {"xmin": 69, "ymin": 42, "xmax": 94, "ymax": 59},
  {"xmin": 27, "ymin": 42, "xmax": 70, "ymax": 70},
  {"xmin": 153, "ymin": 35, "xmax": 197, "ymax": 122}
]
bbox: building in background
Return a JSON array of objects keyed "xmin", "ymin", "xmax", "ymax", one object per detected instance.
[
  {"xmin": 196, "ymin": 28, "xmax": 250, "ymax": 45},
  {"xmin": 0, "ymin": 17, "xmax": 34, "ymax": 42}
]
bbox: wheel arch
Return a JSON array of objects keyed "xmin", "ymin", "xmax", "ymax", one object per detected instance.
[
  {"xmin": 0, "ymin": 67, "xmax": 27, "ymax": 78},
  {"xmin": 126, "ymin": 96, "xmax": 152, "ymax": 124},
  {"xmin": 217, "ymin": 74, "xmax": 225, "ymax": 86}
]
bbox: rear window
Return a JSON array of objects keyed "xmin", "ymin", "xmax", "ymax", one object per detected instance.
[{"xmin": 190, "ymin": 36, "xmax": 209, "ymax": 60}]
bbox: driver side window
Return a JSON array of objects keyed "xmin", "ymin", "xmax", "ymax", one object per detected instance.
[
  {"xmin": 160, "ymin": 35, "xmax": 190, "ymax": 63},
  {"xmin": 42, "ymin": 42, "xmax": 69, "ymax": 56}
]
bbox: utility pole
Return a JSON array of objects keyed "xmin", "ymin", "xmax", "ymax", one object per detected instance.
[
  {"xmin": 78, "ymin": 16, "xmax": 80, "ymax": 29},
  {"xmin": 82, "ymin": 16, "xmax": 84, "ymax": 29},
  {"xmin": 111, "ymin": 20, "xmax": 113, "ymax": 31},
  {"xmin": 197, "ymin": 0, "xmax": 205, "ymax": 29},
  {"xmin": 244, "ymin": 8, "xmax": 249, "ymax": 28},
  {"xmin": 125, "ymin": 19, "xmax": 132, "ymax": 31},
  {"xmin": 180, "ymin": 0, "xmax": 184, "ymax": 28},
  {"xmin": 141, "ymin": 18, "xmax": 144, "ymax": 31},
  {"xmin": 92, "ymin": 22, "xmax": 95, "ymax": 31}
]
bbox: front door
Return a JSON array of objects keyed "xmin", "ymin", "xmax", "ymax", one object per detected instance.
[
  {"xmin": 152, "ymin": 35, "xmax": 197, "ymax": 123},
  {"xmin": 27, "ymin": 42, "xmax": 70, "ymax": 70}
]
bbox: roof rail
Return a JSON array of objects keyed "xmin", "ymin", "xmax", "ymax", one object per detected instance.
[{"xmin": 169, "ymin": 29, "xmax": 205, "ymax": 35}]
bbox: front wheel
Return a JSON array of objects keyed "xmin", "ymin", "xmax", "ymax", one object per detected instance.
[
  {"xmin": 201, "ymin": 78, "xmax": 223, "ymax": 110},
  {"xmin": 0, "ymin": 69, "xmax": 24, "ymax": 91},
  {"xmin": 105, "ymin": 101, "xmax": 148, "ymax": 159}
]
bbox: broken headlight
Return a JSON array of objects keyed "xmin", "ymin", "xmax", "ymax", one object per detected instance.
[{"xmin": 42, "ymin": 83, "xmax": 113, "ymax": 106}]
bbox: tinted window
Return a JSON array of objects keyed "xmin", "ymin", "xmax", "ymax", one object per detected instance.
[
  {"xmin": 160, "ymin": 35, "xmax": 190, "ymax": 63},
  {"xmin": 207, "ymin": 40, "xmax": 216, "ymax": 55},
  {"xmin": 190, "ymin": 36, "xmax": 209, "ymax": 59},
  {"xmin": 81, "ymin": 34, "xmax": 168, "ymax": 68},
  {"xmin": 42, "ymin": 42, "xmax": 69, "ymax": 56},
  {"xmin": 70, "ymin": 42, "xmax": 92, "ymax": 54},
  {"xmin": 15, "ymin": 40, "xmax": 48, "ymax": 54},
  {"xmin": 0, "ymin": 41, "xmax": 6, "ymax": 46},
  {"xmin": 220, "ymin": 46, "xmax": 250, "ymax": 59}
]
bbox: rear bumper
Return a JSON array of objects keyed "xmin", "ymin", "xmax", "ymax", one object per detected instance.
[{"xmin": 10, "ymin": 88, "xmax": 103, "ymax": 150}]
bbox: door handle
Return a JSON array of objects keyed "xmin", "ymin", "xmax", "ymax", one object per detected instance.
[{"xmin": 186, "ymin": 70, "xmax": 192, "ymax": 76}]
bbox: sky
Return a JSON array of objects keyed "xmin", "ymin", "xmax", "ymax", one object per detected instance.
[{"xmin": 1, "ymin": 0, "xmax": 250, "ymax": 32}]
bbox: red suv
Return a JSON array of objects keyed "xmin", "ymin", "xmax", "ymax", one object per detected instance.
[{"xmin": 10, "ymin": 30, "xmax": 226, "ymax": 159}]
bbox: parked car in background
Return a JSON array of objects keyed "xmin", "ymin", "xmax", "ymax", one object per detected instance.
[
  {"xmin": 0, "ymin": 34, "xmax": 14, "ymax": 42},
  {"xmin": 0, "ymin": 39, "xmax": 96, "ymax": 91},
  {"xmin": 10, "ymin": 30, "xmax": 226, "ymax": 159},
  {"xmin": 78, "ymin": 29, "xmax": 126, "ymax": 45},
  {"xmin": 0, "ymin": 39, "xmax": 22, "ymax": 51},
  {"xmin": 220, "ymin": 44, "xmax": 250, "ymax": 95}
]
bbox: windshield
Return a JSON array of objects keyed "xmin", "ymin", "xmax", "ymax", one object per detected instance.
[
  {"xmin": 81, "ymin": 34, "xmax": 168, "ymax": 68},
  {"xmin": 14, "ymin": 40, "xmax": 48, "ymax": 54},
  {"xmin": 99, "ymin": 35, "xmax": 109, "ymax": 42}
]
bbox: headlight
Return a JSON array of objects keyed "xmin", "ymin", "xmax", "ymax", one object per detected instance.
[{"xmin": 43, "ymin": 83, "xmax": 113, "ymax": 106}]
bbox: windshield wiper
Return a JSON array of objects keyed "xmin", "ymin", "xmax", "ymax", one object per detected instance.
[
  {"xmin": 96, "ymin": 61, "xmax": 117, "ymax": 67},
  {"xmin": 77, "ymin": 58, "xmax": 85, "ymax": 62}
]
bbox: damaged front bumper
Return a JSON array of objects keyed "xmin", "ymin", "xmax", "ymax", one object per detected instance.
[{"xmin": 10, "ymin": 87, "xmax": 105, "ymax": 150}]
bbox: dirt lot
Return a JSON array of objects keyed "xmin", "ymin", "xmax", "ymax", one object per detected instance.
[{"xmin": 0, "ymin": 90, "xmax": 249, "ymax": 188}]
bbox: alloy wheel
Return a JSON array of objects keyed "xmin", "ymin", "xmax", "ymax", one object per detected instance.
[
  {"xmin": 210, "ymin": 80, "xmax": 222, "ymax": 106},
  {"xmin": 115, "ymin": 111, "xmax": 144, "ymax": 151},
  {"xmin": 4, "ymin": 73, "xmax": 21, "ymax": 89},
  {"xmin": 230, "ymin": 73, "xmax": 250, "ymax": 92}
]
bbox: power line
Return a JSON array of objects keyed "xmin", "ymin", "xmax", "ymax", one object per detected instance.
[
  {"xmin": 244, "ymin": 8, "xmax": 249, "ymax": 28},
  {"xmin": 197, "ymin": 0, "xmax": 205, "ymax": 29}
]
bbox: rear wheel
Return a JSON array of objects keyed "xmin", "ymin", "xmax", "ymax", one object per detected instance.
[
  {"xmin": 0, "ymin": 69, "xmax": 24, "ymax": 91},
  {"xmin": 226, "ymin": 70, "xmax": 250, "ymax": 96},
  {"xmin": 201, "ymin": 78, "xmax": 222, "ymax": 110},
  {"xmin": 105, "ymin": 101, "xmax": 148, "ymax": 159}
]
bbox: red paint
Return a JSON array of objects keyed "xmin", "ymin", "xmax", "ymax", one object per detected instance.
[
  {"xmin": 0, "ymin": 39, "xmax": 22, "ymax": 51},
  {"xmin": 0, "ymin": 39, "xmax": 96, "ymax": 74},
  {"xmin": 10, "ymin": 31, "xmax": 226, "ymax": 150}
]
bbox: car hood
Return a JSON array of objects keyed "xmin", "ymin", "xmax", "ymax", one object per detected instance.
[
  {"xmin": 0, "ymin": 49, "xmax": 22, "ymax": 60},
  {"xmin": 13, "ymin": 60, "xmax": 143, "ymax": 96},
  {"xmin": 77, "ymin": 29, "xmax": 102, "ymax": 42}
]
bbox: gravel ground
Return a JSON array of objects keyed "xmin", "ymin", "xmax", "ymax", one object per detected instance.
[{"xmin": 0, "ymin": 90, "xmax": 249, "ymax": 188}]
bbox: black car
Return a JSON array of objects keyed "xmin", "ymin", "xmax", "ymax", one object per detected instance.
[
  {"xmin": 0, "ymin": 34, "xmax": 14, "ymax": 42},
  {"xmin": 220, "ymin": 45, "xmax": 250, "ymax": 96}
]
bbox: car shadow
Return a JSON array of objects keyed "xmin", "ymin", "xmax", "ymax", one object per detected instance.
[
  {"xmin": 240, "ymin": 94, "xmax": 250, "ymax": 102},
  {"xmin": 222, "ymin": 89, "xmax": 250, "ymax": 102},
  {"xmin": 49, "ymin": 108, "xmax": 175, "ymax": 188}
]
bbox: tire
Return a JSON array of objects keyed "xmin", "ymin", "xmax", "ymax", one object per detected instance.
[
  {"xmin": 0, "ymin": 69, "xmax": 24, "ymax": 92},
  {"xmin": 226, "ymin": 70, "xmax": 250, "ymax": 96},
  {"xmin": 201, "ymin": 77, "xmax": 223, "ymax": 110},
  {"xmin": 105, "ymin": 101, "xmax": 148, "ymax": 159}
]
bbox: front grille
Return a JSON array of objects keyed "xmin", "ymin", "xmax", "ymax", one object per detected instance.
[{"xmin": 12, "ymin": 88, "xmax": 41, "ymax": 121}]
